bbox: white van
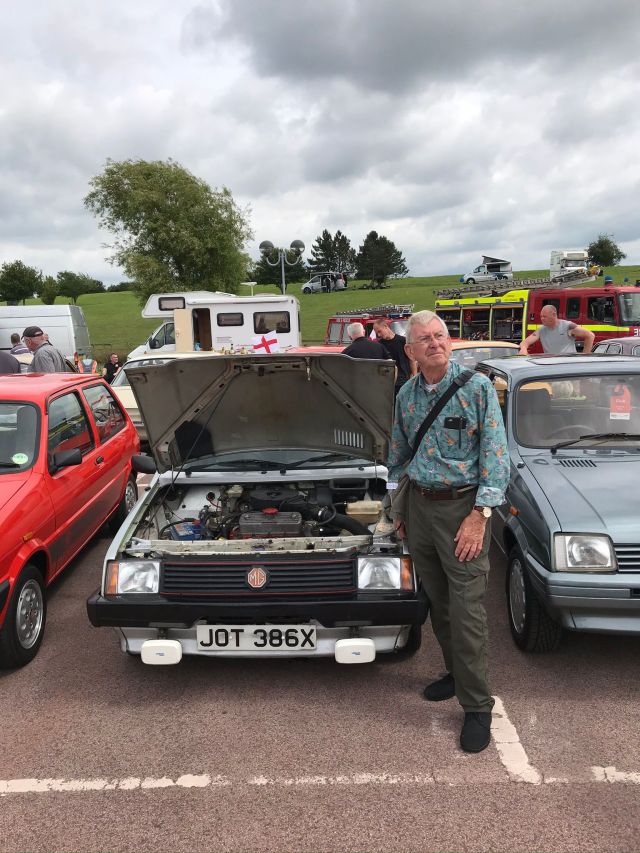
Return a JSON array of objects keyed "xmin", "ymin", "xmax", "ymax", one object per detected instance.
[
  {"xmin": 549, "ymin": 249, "xmax": 589, "ymax": 280},
  {"xmin": 301, "ymin": 272, "xmax": 348, "ymax": 294},
  {"xmin": 0, "ymin": 304, "xmax": 91, "ymax": 358},
  {"xmin": 128, "ymin": 291, "xmax": 301, "ymax": 357}
]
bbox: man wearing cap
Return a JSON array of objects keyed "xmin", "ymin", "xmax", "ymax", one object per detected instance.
[{"xmin": 22, "ymin": 327, "xmax": 67, "ymax": 373}]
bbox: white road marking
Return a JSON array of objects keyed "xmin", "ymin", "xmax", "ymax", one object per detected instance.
[
  {"xmin": 592, "ymin": 766, "xmax": 640, "ymax": 783},
  {"xmin": 491, "ymin": 695, "xmax": 542, "ymax": 784},
  {"xmin": 1, "ymin": 766, "xmax": 640, "ymax": 796}
]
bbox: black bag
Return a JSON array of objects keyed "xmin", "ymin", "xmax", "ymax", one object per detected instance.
[{"xmin": 390, "ymin": 370, "xmax": 473, "ymax": 523}]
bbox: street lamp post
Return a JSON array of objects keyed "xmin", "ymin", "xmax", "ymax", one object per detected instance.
[{"xmin": 259, "ymin": 239, "xmax": 306, "ymax": 295}]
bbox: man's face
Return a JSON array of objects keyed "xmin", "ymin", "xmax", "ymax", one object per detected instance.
[
  {"xmin": 374, "ymin": 322, "xmax": 393, "ymax": 341},
  {"xmin": 406, "ymin": 319, "xmax": 451, "ymax": 372},
  {"xmin": 22, "ymin": 335, "xmax": 41, "ymax": 352},
  {"xmin": 540, "ymin": 308, "xmax": 557, "ymax": 328},
  {"xmin": 110, "ymin": 354, "xmax": 119, "ymax": 364}
]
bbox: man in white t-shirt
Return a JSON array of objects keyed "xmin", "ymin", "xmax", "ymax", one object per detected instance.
[{"xmin": 519, "ymin": 305, "xmax": 594, "ymax": 355}]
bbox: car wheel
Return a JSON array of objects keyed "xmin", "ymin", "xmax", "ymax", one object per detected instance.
[
  {"xmin": 466, "ymin": 277, "xmax": 475, "ymax": 285},
  {"xmin": 0, "ymin": 564, "xmax": 47, "ymax": 668},
  {"xmin": 109, "ymin": 474, "xmax": 138, "ymax": 534},
  {"xmin": 302, "ymin": 288, "xmax": 311, "ymax": 294},
  {"xmin": 506, "ymin": 546, "xmax": 562, "ymax": 653}
]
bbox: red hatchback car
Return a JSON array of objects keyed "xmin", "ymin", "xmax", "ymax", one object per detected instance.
[{"xmin": 0, "ymin": 373, "xmax": 139, "ymax": 667}]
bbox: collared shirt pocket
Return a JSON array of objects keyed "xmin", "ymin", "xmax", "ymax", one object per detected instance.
[{"xmin": 435, "ymin": 415, "xmax": 472, "ymax": 460}]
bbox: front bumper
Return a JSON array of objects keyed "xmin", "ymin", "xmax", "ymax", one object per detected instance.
[
  {"xmin": 526, "ymin": 552, "xmax": 640, "ymax": 634},
  {"xmin": 87, "ymin": 591, "xmax": 428, "ymax": 629}
]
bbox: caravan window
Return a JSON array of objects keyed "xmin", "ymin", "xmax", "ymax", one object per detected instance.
[
  {"xmin": 217, "ymin": 313, "xmax": 244, "ymax": 327},
  {"xmin": 254, "ymin": 311, "xmax": 290, "ymax": 334}
]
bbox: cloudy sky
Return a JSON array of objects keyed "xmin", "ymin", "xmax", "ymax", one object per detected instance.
[{"xmin": 2, "ymin": 0, "xmax": 640, "ymax": 284}]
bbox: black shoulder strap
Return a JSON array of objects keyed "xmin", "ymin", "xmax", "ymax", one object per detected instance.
[{"xmin": 408, "ymin": 369, "xmax": 473, "ymax": 462}]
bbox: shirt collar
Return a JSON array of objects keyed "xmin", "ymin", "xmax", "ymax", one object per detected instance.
[{"xmin": 418, "ymin": 360, "xmax": 457, "ymax": 393}]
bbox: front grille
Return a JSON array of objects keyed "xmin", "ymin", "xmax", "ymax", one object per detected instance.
[
  {"xmin": 614, "ymin": 545, "xmax": 640, "ymax": 574},
  {"xmin": 161, "ymin": 552, "xmax": 357, "ymax": 598}
]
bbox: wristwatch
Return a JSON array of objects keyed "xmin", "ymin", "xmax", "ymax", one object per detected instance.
[{"xmin": 473, "ymin": 505, "xmax": 492, "ymax": 519}]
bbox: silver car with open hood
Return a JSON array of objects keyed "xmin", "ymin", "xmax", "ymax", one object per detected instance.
[{"xmin": 87, "ymin": 353, "xmax": 428, "ymax": 665}]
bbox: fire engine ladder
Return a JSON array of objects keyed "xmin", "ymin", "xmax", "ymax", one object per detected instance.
[
  {"xmin": 332, "ymin": 304, "xmax": 415, "ymax": 318},
  {"xmin": 436, "ymin": 272, "xmax": 596, "ymax": 300}
]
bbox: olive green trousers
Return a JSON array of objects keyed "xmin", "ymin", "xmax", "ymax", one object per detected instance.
[{"xmin": 406, "ymin": 485, "xmax": 494, "ymax": 713}]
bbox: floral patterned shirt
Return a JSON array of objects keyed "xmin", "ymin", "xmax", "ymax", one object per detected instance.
[{"xmin": 387, "ymin": 361, "xmax": 509, "ymax": 507}]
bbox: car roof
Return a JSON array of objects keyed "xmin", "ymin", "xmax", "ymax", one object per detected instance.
[
  {"xmin": 0, "ymin": 373, "xmax": 101, "ymax": 400},
  {"xmin": 595, "ymin": 336, "xmax": 640, "ymax": 345},
  {"xmin": 478, "ymin": 353, "xmax": 640, "ymax": 378}
]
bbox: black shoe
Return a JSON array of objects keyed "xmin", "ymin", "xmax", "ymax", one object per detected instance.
[
  {"xmin": 422, "ymin": 672, "xmax": 455, "ymax": 702},
  {"xmin": 460, "ymin": 712, "xmax": 492, "ymax": 753}
]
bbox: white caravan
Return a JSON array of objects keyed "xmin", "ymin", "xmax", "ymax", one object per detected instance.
[
  {"xmin": 0, "ymin": 304, "xmax": 91, "ymax": 358},
  {"xmin": 549, "ymin": 249, "xmax": 590, "ymax": 280},
  {"xmin": 128, "ymin": 291, "xmax": 301, "ymax": 358}
]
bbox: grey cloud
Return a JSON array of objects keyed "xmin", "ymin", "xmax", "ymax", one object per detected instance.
[{"xmin": 193, "ymin": 0, "xmax": 640, "ymax": 94}]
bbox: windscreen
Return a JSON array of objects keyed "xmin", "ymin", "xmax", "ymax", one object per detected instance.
[
  {"xmin": 0, "ymin": 403, "xmax": 39, "ymax": 472},
  {"xmin": 515, "ymin": 374, "xmax": 640, "ymax": 448},
  {"xmin": 450, "ymin": 346, "xmax": 517, "ymax": 368},
  {"xmin": 113, "ymin": 358, "xmax": 173, "ymax": 387},
  {"xmin": 618, "ymin": 293, "xmax": 640, "ymax": 325}
]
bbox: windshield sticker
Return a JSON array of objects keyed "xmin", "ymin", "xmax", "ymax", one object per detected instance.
[
  {"xmin": 609, "ymin": 384, "xmax": 631, "ymax": 420},
  {"xmin": 11, "ymin": 453, "xmax": 29, "ymax": 465}
]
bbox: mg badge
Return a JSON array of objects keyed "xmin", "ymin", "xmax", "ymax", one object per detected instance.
[{"xmin": 247, "ymin": 566, "xmax": 268, "ymax": 589}]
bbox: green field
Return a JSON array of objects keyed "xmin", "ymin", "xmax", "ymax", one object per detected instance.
[{"xmin": 5, "ymin": 264, "xmax": 640, "ymax": 362}]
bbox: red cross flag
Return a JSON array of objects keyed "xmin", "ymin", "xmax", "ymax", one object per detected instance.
[{"xmin": 252, "ymin": 331, "xmax": 280, "ymax": 354}]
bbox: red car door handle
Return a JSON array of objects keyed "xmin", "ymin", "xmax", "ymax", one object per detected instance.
[{"xmin": 95, "ymin": 456, "xmax": 104, "ymax": 465}]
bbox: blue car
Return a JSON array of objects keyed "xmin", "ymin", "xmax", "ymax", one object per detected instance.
[{"xmin": 476, "ymin": 354, "xmax": 640, "ymax": 652}]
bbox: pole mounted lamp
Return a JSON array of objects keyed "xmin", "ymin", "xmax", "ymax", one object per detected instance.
[{"xmin": 259, "ymin": 239, "xmax": 305, "ymax": 295}]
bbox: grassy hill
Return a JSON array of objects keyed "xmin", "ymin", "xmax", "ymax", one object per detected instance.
[{"xmin": 4, "ymin": 263, "xmax": 639, "ymax": 360}]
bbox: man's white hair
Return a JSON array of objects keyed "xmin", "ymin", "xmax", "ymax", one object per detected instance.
[
  {"xmin": 347, "ymin": 322, "xmax": 365, "ymax": 340},
  {"xmin": 406, "ymin": 310, "xmax": 449, "ymax": 343}
]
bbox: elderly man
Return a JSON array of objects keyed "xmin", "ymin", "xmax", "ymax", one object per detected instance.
[
  {"xmin": 22, "ymin": 326, "xmax": 67, "ymax": 373},
  {"xmin": 519, "ymin": 304, "xmax": 594, "ymax": 355},
  {"xmin": 388, "ymin": 309, "xmax": 509, "ymax": 753},
  {"xmin": 342, "ymin": 322, "xmax": 388, "ymax": 359}
]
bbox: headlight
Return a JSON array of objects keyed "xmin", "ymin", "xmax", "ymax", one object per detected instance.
[
  {"xmin": 553, "ymin": 535, "xmax": 616, "ymax": 573},
  {"xmin": 105, "ymin": 560, "xmax": 160, "ymax": 594},
  {"xmin": 357, "ymin": 556, "xmax": 413, "ymax": 590}
]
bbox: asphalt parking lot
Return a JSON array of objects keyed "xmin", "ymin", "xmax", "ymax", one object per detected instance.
[{"xmin": 1, "ymin": 531, "xmax": 639, "ymax": 853}]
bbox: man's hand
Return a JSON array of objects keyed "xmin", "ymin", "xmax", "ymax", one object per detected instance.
[
  {"xmin": 454, "ymin": 511, "xmax": 487, "ymax": 561},
  {"xmin": 394, "ymin": 521, "xmax": 407, "ymax": 540}
]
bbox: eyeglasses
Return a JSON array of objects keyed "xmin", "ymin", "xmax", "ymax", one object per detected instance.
[{"xmin": 410, "ymin": 333, "xmax": 448, "ymax": 345}]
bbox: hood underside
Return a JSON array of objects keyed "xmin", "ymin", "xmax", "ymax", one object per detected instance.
[{"xmin": 126, "ymin": 354, "xmax": 396, "ymax": 472}]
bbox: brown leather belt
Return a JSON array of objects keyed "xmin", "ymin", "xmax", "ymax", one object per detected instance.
[{"xmin": 411, "ymin": 482, "xmax": 478, "ymax": 501}]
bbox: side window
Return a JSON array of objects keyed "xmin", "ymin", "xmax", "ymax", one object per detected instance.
[
  {"xmin": 605, "ymin": 343, "xmax": 622, "ymax": 354},
  {"xmin": 217, "ymin": 312, "xmax": 244, "ymax": 327},
  {"xmin": 492, "ymin": 376, "xmax": 508, "ymax": 426},
  {"xmin": 542, "ymin": 298, "xmax": 560, "ymax": 312},
  {"xmin": 254, "ymin": 311, "xmax": 291, "ymax": 334},
  {"xmin": 588, "ymin": 296, "xmax": 615, "ymax": 323},
  {"xmin": 166, "ymin": 323, "xmax": 175, "ymax": 345},
  {"xmin": 48, "ymin": 393, "xmax": 94, "ymax": 458},
  {"xmin": 327, "ymin": 321, "xmax": 342, "ymax": 344},
  {"xmin": 566, "ymin": 297, "xmax": 581, "ymax": 320},
  {"xmin": 83, "ymin": 384, "xmax": 127, "ymax": 443},
  {"xmin": 633, "ymin": 346, "xmax": 640, "ymax": 357}
]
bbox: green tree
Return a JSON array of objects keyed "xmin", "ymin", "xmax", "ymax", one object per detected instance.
[
  {"xmin": 0, "ymin": 260, "xmax": 42, "ymax": 304},
  {"xmin": 355, "ymin": 231, "xmax": 408, "ymax": 282},
  {"xmin": 307, "ymin": 229, "xmax": 356, "ymax": 274},
  {"xmin": 57, "ymin": 271, "xmax": 100, "ymax": 303},
  {"xmin": 587, "ymin": 234, "xmax": 626, "ymax": 267},
  {"xmin": 84, "ymin": 158, "xmax": 252, "ymax": 304},
  {"xmin": 40, "ymin": 275, "xmax": 59, "ymax": 305},
  {"xmin": 254, "ymin": 249, "xmax": 307, "ymax": 286}
]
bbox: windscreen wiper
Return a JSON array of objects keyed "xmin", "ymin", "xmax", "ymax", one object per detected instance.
[
  {"xmin": 0, "ymin": 461, "xmax": 20, "ymax": 468},
  {"xmin": 550, "ymin": 433, "xmax": 640, "ymax": 454},
  {"xmin": 284, "ymin": 453, "xmax": 352, "ymax": 471}
]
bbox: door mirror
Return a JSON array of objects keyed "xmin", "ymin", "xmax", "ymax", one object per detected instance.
[{"xmin": 53, "ymin": 448, "xmax": 83, "ymax": 469}]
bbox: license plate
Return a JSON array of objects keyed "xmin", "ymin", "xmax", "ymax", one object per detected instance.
[{"xmin": 195, "ymin": 624, "xmax": 317, "ymax": 652}]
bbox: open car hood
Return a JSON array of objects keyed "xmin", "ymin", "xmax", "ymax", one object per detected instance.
[{"xmin": 126, "ymin": 354, "xmax": 396, "ymax": 472}]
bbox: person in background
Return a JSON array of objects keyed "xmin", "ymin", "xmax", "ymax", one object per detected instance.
[
  {"xmin": 75, "ymin": 352, "xmax": 98, "ymax": 373},
  {"xmin": 9, "ymin": 333, "xmax": 29, "ymax": 355},
  {"xmin": 373, "ymin": 318, "xmax": 417, "ymax": 395},
  {"xmin": 102, "ymin": 353, "xmax": 121, "ymax": 383},
  {"xmin": 342, "ymin": 322, "xmax": 389, "ymax": 359},
  {"xmin": 0, "ymin": 350, "xmax": 21, "ymax": 373},
  {"xmin": 519, "ymin": 305, "xmax": 594, "ymax": 355},
  {"xmin": 388, "ymin": 310, "xmax": 509, "ymax": 754},
  {"xmin": 22, "ymin": 327, "xmax": 67, "ymax": 372}
]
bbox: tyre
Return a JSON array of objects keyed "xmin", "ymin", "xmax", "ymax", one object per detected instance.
[
  {"xmin": 0, "ymin": 564, "xmax": 47, "ymax": 668},
  {"xmin": 466, "ymin": 277, "xmax": 475, "ymax": 285},
  {"xmin": 506, "ymin": 546, "xmax": 562, "ymax": 653},
  {"xmin": 302, "ymin": 287, "xmax": 311, "ymax": 294},
  {"xmin": 109, "ymin": 474, "xmax": 138, "ymax": 534}
]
